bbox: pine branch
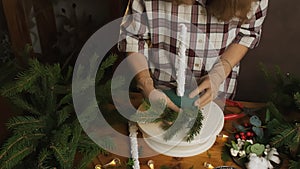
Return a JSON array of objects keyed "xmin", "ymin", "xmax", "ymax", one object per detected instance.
[
  {"xmin": 50, "ymin": 145, "xmax": 70, "ymax": 168},
  {"xmin": 266, "ymin": 102, "xmax": 286, "ymax": 123},
  {"xmin": 56, "ymin": 105, "xmax": 73, "ymax": 126},
  {"xmin": 289, "ymin": 159, "xmax": 300, "ymax": 169},
  {"xmin": 76, "ymin": 148, "xmax": 103, "ymax": 169},
  {"xmin": 6, "ymin": 116, "xmax": 45, "ymax": 132},
  {"xmin": 186, "ymin": 111, "xmax": 203, "ymax": 142},
  {"xmin": 0, "ymin": 146, "xmax": 34, "ymax": 169},
  {"xmin": 58, "ymin": 93, "xmax": 72, "ymax": 106},
  {"xmin": 51, "ymin": 124, "xmax": 72, "ymax": 145},
  {"xmin": 0, "ymin": 59, "xmax": 43, "ymax": 97},
  {"xmin": 0, "ymin": 133, "xmax": 45, "ymax": 160},
  {"xmin": 294, "ymin": 92, "xmax": 300, "ymax": 110},
  {"xmin": 271, "ymin": 125, "xmax": 298, "ymax": 148},
  {"xmin": 96, "ymin": 53, "xmax": 117, "ymax": 84},
  {"xmin": 9, "ymin": 96, "xmax": 41, "ymax": 115},
  {"xmin": 38, "ymin": 149, "xmax": 52, "ymax": 169},
  {"xmin": 221, "ymin": 145, "xmax": 231, "ymax": 163}
]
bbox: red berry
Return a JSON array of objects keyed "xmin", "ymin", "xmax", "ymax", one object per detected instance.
[
  {"xmin": 250, "ymin": 132, "xmax": 254, "ymax": 137},
  {"xmin": 246, "ymin": 132, "xmax": 252, "ymax": 137},
  {"xmin": 240, "ymin": 132, "xmax": 245, "ymax": 136},
  {"xmin": 241, "ymin": 136, "xmax": 246, "ymax": 140},
  {"xmin": 244, "ymin": 123, "xmax": 250, "ymax": 127},
  {"xmin": 235, "ymin": 134, "xmax": 240, "ymax": 139}
]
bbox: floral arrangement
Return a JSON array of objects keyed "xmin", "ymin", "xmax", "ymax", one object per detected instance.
[{"xmin": 223, "ymin": 115, "xmax": 281, "ymax": 169}]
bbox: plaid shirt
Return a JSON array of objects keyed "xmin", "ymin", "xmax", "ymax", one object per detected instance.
[{"xmin": 118, "ymin": 0, "xmax": 268, "ymax": 98}]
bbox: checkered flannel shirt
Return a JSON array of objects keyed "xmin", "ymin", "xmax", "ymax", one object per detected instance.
[{"xmin": 118, "ymin": 0, "xmax": 268, "ymax": 98}]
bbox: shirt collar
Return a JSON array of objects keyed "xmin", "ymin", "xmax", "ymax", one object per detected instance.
[{"xmin": 196, "ymin": 0, "xmax": 206, "ymax": 6}]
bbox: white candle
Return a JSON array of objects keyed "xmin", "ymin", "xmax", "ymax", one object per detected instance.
[
  {"xmin": 129, "ymin": 122, "xmax": 140, "ymax": 169},
  {"xmin": 176, "ymin": 24, "xmax": 188, "ymax": 97}
]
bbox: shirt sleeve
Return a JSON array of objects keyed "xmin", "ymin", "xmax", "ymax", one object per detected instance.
[
  {"xmin": 118, "ymin": 0, "xmax": 150, "ymax": 53},
  {"xmin": 232, "ymin": 0, "xmax": 269, "ymax": 49}
]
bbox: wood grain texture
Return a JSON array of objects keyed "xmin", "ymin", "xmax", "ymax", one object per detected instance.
[
  {"xmin": 2, "ymin": 0, "xmax": 32, "ymax": 62},
  {"xmin": 32, "ymin": 0, "xmax": 57, "ymax": 60}
]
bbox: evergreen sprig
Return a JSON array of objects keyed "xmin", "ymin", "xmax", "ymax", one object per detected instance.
[
  {"xmin": 261, "ymin": 64, "xmax": 300, "ymax": 110},
  {"xmin": 132, "ymin": 99, "xmax": 203, "ymax": 142},
  {"xmin": 0, "ymin": 54, "xmax": 118, "ymax": 168},
  {"xmin": 267, "ymin": 100, "xmax": 300, "ymax": 166}
]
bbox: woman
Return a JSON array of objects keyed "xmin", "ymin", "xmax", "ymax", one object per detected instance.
[{"xmin": 118, "ymin": 0, "xmax": 268, "ymax": 112}]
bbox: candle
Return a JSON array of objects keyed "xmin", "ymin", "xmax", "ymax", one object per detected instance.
[
  {"xmin": 103, "ymin": 158, "xmax": 120, "ymax": 167},
  {"xmin": 129, "ymin": 122, "xmax": 140, "ymax": 169},
  {"xmin": 204, "ymin": 162, "xmax": 215, "ymax": 169},
  {"xmin": 176, "ymin": 24, "xmax": 188, "ymax": 97},
  {"xmin": 94, "ymin": 164, "xmax": 102, "ymax": 169},
  {"xmin": 217, "ymin": 134, "xmax": 229, "ymax": 138},
  {"xmin": 147, "ymin": 160, "xmax": 155, "ymax": 169}
]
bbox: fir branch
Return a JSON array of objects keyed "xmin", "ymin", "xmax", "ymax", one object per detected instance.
[
  {"xmin": 0, "ymin": 133, "xmax": 45, "ymax": 160},
  {"xmin": 266, "ymin": 102, "xmax": 286, "ymax": 123},
  {"xmin": 221, "ymin": 145, "xmax": 231, "ymax": 163},
  {"xmin": 51, "ymin": 124, "xmax": 72, "ymax": 145},
  {"xmin": 0, "ymin": 146, "xmax": 34, "ymax": 169},
  {"xmin": 271, "ymin": 125, "xmax": 298, "ymax": 148},
  {"xmin": 50, "ymin": 145, "xmax": 70, "ymax": 167},
  {"xmin": 186, "ymin": 111, "xmax": 203, "ymax": 142},
  {"xmin": 0, "ymin": 59, "xmax": 44, "ymax": 97},
  {"xmin": 289, "ymin": 159, "xmax": 300, "ymax": 169},
  {"xmin": 6, "ymin": 116, "xmax": 45, "ymax": 132},
  {"xmin": 76, "ymin": 148, "xmax": 102, "ymax": 169},
  {"xmin": 38, "ymin": 149, "xmax": 52, "ymax": 169},
  {"xmin": 294, "ymin": 92, "xmax": 300, "ymax": 110},
  {"xmin": 96, "ymin": 53, "xmax": 117, "ymax": 84},
  {"xmin": 9, "ymin": 96, "xmax": 41, "ymax": 115},
  {"xmin": 58, "ymin": 93, "xmax": 72, "ymax": 106},
  {"xmin": 56, "ymin": 105, "xmax": 74, "ymax": 126},
  {"xmin": 64, "ymin": 66, "xmax": 73, "ymax": 83}
]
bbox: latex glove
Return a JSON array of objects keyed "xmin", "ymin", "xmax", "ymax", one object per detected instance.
[
  {"xmin": 189, "ymin": 59, "xmax": 232, "ymax": 108},
  {"xmin": 137, "ymin": 77, "xmax": 180, "ymax": 113}
]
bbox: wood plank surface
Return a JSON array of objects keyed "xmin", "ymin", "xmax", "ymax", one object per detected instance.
[{"xmin": 88, "ymin": 94, "xmax": 289, "ymax": 169}]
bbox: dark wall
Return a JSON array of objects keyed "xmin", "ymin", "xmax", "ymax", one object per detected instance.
[{"xmin": 235, "ymin": 0, "xmax": 300, "ymax": 101}]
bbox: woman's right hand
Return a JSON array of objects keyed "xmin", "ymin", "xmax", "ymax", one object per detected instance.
[{"xmin": 137, "ymin": 77, "xmax": 180, "ymax": 113}]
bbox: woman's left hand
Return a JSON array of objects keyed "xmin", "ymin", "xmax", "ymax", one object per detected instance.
[{"xmin": 189, "ymin": 59, "xmax": 232, "ymax": 108}]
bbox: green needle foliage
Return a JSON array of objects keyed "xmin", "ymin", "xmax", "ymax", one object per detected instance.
[
  {"xmin": 261, "ymin": 64, "xmax": 300, "ymax": 111},
  {"xmin": 131, "ymin": 99, "xmax": 203, "ymax": 142},
  {"xmin": 0, "ymin": 54, "xmax": 118, "ymax": 169}
]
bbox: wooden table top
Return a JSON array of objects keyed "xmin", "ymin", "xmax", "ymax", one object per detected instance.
[{"xmin": 87, "ymin": 93, "xmax": 289, "ymax": 169}]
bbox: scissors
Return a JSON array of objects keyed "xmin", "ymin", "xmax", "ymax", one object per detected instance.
[{"xmin": 224, "ymin": 99, "xmax": 262, "ymax": 120}]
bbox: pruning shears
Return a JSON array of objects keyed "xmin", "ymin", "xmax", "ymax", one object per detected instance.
[{"xmin": 224, "ymin": 99, "xmax": 262, "ymax": 120}]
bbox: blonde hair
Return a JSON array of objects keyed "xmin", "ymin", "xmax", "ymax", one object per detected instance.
[{"xmin": 170, "ymin": 0, "xmax": 257, "ymax": 22}]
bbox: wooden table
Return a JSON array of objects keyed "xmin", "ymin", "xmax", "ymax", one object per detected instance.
[{"xmin": 87, "ymin": 93, "xmax": 289, "ymax": 169}]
